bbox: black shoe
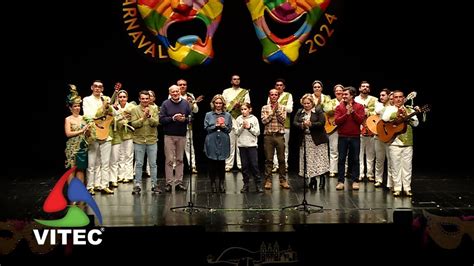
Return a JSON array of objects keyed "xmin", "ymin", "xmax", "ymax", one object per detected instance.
[
  {"xmin": 240, "ymin": 183, "xmax": 249, "ymax": 193},
  {"xmin": 132, "ymin": 186, "xmax": 141, "ymax": 194},
  {"xmin": 219, "ymin": 180, "xmax": 226, "ymax": 193},
  {"xmin": 151, "ymin": 186, "xmax": 162, "ymax": 193},
  {"xmin": 256, "ymin": 185, "xmax": 264, "ymax": 193},
  {"xmin": 211, "ymin": 181, "xmax": 217, "ymax": 193},
  {"xmin": 165, "ymin": 184, "xmax": 172, "ymax": 192},
  {"xmin": 175, "ymin": 184, "xmax": 187, "ymax": 191},
  {"xmin": 309, "ymin": 177, "xmax": 317, "ymax": 190},
  {"xmin": 319, "ymin": 175, "xmax": 326, "ymax": 190}
]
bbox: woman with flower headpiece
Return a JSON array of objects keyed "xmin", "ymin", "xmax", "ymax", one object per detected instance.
[{"xmin": 64, "ymin": 84, "xmax": 91, "ymax": 185}]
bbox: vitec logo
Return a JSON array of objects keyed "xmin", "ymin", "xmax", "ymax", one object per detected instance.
[{"xmin": 33, "ymin": 166, "xmax": 103, "ymax": 245}]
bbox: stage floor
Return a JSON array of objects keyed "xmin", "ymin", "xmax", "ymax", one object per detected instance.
[
  {"xmin": 4, "ymin": 170, "xmax": 473, "ymax": 230},
  {"xmin": 2, "ymin": 171, "xmax": 473, "ymax": 262}
]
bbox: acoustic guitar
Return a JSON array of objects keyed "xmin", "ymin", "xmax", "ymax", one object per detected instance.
[
  {"xmin": 324, "ymin": 113, "xmax": 337, "ymax": 134},
  {"xmin": 365, "ymin": 115, "xmax": 380, "ymax": 135},
  {"xmin": 377, "ymin": 104, "xmax": 430, "ymax": 143},
  {"xmin": 366, "ymin": 91, "xmax": 417, "ymax": 136},
  {"xmin": 94, "ymin": 82, "xmax": 121, "ymax": 140},
  {"xmin": 361, "ymin": 118, "xmax": 375, "ymax": 137}
]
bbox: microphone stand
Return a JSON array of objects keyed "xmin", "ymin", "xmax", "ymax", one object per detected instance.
[
  {"xmin": 282, "ymin": 111, "xmax": 323, "ymax": 214},
  {"xmin": 170, "ymin": 114, "xmax": 210, "ymax": 214}
]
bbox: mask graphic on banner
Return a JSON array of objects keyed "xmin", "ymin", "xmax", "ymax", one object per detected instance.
[
  {"xmin": 128, "ymin": 1, "xmax": 336, "ymax": 68},
  {"xmin": 137, "ymin": 0, "xmax": 224, "ymax": 69},
  {"xmin": 245, "ymin": 0, "xmax": 331, "ymax": 65}
]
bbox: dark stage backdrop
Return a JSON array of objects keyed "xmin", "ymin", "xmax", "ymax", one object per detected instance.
[{"xmin": 13, "ymin": 1, "xmax": 469, "ymax": 179}]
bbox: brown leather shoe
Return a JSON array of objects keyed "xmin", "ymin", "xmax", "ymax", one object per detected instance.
[
  {"xmin": 264, "ymin": 179, "xmax": 272, "ymax": 190},
  {"xmin": 352, "ymin": 182, "xmax": 360, "ymax": 190},
  {"xmin": 279, "ymin": 179, "xmax": 290, "ymax": 189}
]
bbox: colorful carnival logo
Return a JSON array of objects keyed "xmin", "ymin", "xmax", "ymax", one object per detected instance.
[
  {"xmin": 33, "ymin": 167, "xmax": 103, "ymax": 245},
  {"xmin": 245, "ymin": 0, "xmax": 336, "ymax": 65},
  {"xmin": 122, "ymin": 0, "xmax": 224, "ymax": 69},
  {"xmin": 121, "ymin": 0, "xmax": 339, "ymax": 69}
]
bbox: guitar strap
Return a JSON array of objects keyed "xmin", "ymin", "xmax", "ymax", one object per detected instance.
[
  {"xmin": 279, "ymin": 92, "xmax": 291, "ymax": 128},
  {"xmin": 227, "ymin": 89, "xmax": 248, "ymax": 119}
]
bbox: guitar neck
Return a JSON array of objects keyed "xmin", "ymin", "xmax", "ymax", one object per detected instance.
[
  {"xmin": 110, "ymin": 90, "xmax": 119, "ymax": 104},
  {"xmin": 402, "ymin": 109, "xmax": 420, "ymax": 122}
]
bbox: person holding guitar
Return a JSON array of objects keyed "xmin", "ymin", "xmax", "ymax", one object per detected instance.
[
  {"xmin": 381, "ymin": 90, "xmax": 420, "ymax": 197},
  {"xmin": 82, "ymin": 80, "xmax": 115, "ymax": 194},
  {"xmin": 177, "ymin": 79, "xmax": 203, "ymax": 174},
  {"xmin": 322, "ymin": 83, "xmax": 343, "ymax": 177},
  {"xmin": 373, "ymin": 89, "xmax": 393, "ymax": 188},
  {"xmin": 354, "ymin": 81, "xmax": 377, "ymax": 182},
  {"xmin": 222, "ymin": 74, "xmax": 251, "ymax": 172}
]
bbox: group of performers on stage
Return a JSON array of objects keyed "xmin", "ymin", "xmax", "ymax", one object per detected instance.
[{"xmin": 65, "ymin": 76, "xmax": 426, "ymax": 197}]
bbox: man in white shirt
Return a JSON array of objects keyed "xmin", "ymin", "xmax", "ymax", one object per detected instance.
[
  {"xmin": 354, "ymin": 81, "xmax": 377, "ymax": 182},
  {"xmin": 82, "ymin": 80, "xmax": 114, "ymax": 194}
]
